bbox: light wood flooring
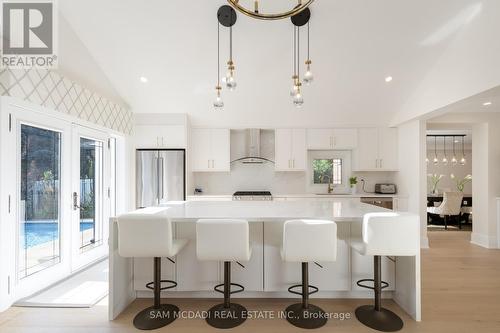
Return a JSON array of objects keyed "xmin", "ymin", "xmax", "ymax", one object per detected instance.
[{"xmin": 1, "ymin": 231, "xmax": 499, "ymax": 332}]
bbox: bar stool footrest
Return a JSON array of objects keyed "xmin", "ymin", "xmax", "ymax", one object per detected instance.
[
  {"xmin": 356, "ymin": 278, "xmax": 389, "ymax": 290},
  {"xmin": 214, "ymin": 282, "xmax": 245, "ymax": 295},
  {"xmin": 287, "ymin": 284, "xmax": 319, "ymax": 296},
  {"xmin": 145, "ymin": 279, "xmax": 178, "ymax": 291}
]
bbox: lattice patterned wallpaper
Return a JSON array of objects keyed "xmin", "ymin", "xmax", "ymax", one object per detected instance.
[{"xmin": 0, "ymin": 68, "xmax": 132, "ymax": 134}]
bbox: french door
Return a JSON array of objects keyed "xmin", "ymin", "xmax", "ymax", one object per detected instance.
[
  {"xmin": 9, "ymin": 106, "xmax": 112, "ymax": 300},
  {"xmin": 71, "ymin": 125, "xmax": 110, "ymax": 270}
]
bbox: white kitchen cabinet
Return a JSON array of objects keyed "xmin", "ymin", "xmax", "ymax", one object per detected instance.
[
  {"xmin": 219, "ymin": 223, "xmax": 264, "ymax": 291},
  {"xmin": 378, "ymin": 128, "xmax": 398, "ymax": 170},
  {"xmin": 191, "ymin": 128, "xmax": 230, "ymax": 172},
  {"xmin": 307, "ymin": 129, "xmax": 357, "ymax": 150},
  {"xmin": 275, "ymin": 128, "xmax": 306, "ymax": 171},
  {"xmin": 354, "ymin": 128, "xmax": 398, "ymax": 171},
  {"xmin": 175, "ymin": 223, "xmax": 220, "ymax": 291},
  {"xmin": 263, "ymin": 222, "xmax": 350, "ymax": 291},
  {"xmin": 134, "ymin": 125, "xmax": 186, "ymax": 148}
]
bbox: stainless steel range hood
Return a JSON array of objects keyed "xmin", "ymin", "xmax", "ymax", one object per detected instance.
[{"xmin": 230, "ymin": 129, "xmax": 275, "ymax": 164}]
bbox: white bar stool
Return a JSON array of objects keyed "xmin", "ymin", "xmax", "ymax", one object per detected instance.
[
  {"xmin": 281, "ymin": 219, "xmax": 337, "ymax": 329},
  {"xmin": 351, "ymin": 212, "xmax": 419, "ymax": 332},
  {"xmin": 196, "ymin": 219, "xmax": 252, "ymax": 329},
  {"xmin": 117, "ymin": 210, "xmax": 188, "ymax": 330}
]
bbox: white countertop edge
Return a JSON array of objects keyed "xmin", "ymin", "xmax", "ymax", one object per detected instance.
[{"xmin": 187, "ymin": 193, "xmax": 407, "ymax": 199}]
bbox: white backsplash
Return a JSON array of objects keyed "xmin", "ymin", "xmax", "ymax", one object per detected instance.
[{"xmin": 192, "ymin": 163, "xmax": 397, "ymax": 195}]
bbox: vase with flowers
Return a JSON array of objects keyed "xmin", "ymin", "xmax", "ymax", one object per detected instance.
[
  {"xmin": 450, "ymin": 174, "xmax": 472, "ymax": 192},
  {"xmin": 428, "ymin": 174, "xmax": 444, "ymax": 195}
]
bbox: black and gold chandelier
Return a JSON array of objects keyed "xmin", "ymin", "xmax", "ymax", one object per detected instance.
[
  {"xmin": 213, "ymin": 2, "xmax": 315, "ymax": 110},
  {"xmin": 227, "ymin": 0, "xmax": 314, "ymax": 20}
]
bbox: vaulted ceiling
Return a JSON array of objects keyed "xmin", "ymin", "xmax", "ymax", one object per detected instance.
[{"xmin": 59, "ymin": 0, "xmax": 500, "ymax": 127}]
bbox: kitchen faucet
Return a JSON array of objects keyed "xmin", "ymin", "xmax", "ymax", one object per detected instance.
[{"xmin": 320, "ymin": 175, "xmax": 334, "ymax": 194}]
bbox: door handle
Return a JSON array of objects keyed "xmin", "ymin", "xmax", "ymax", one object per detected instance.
[
  {"xmin": 380, "ymin": 159, "xmax": 383, "ymax": 168},
  {"xmin": 208, "ymin": 159, "xmax": 210, "ymax": 168},
  {"xmin": 73, "ymin": 192, "xmax": 81, "ymax": 210},
  {"xmin": 293, "ymin": 159, "xmax": 295, "ymax": 168}
]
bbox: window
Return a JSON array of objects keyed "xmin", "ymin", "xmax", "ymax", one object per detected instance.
[
  {"xmin": 313, "ymin": 159, "xmax": 342, "ymax": 185},
  {"xmin": 307, "ymin": 150, "xmax": 352, "ymax": 194}
]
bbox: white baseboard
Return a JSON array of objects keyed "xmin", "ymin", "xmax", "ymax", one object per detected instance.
[{"xmin": 470, "ymin": 232, "xmax": 498, "ymax": 249}]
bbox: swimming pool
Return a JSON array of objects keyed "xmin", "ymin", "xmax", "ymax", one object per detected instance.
[{"xmin": 21, "ymin": 221, "xmax": 94, "ymax": 248}]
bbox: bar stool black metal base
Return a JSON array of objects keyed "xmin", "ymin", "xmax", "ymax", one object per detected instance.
[
  {"xmin": 206, "ymin": 303, "xmax": 247, "ymax": 329},
  {"xmin": 133, "ymin": 304, "xmax": 179, "ymax": 330},
  {"xmin": 355, "ymin": 305, "xmax": 403, "ymax": 332},
  {"xmin": 285, "ymin": 303, "xmax": 328, "ymax": 329}
]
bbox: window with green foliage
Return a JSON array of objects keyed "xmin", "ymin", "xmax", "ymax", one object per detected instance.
[{"xmin": 313, "ymin": 158, "xmax": 342, "ymax": 185}]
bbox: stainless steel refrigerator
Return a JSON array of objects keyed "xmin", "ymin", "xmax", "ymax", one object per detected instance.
[{"xmin": 136, "ymin": 149, "xmax": 185, "ymax": 208}]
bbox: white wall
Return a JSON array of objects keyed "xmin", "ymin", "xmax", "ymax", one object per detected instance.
[
  {"xmin": 396, "ymin": 120, "xmax": 428, "ymax": 248},
  {"xmin": 191, "ymin": 161, "xmax": 397, "ymax": 196},
  {"xmin": 393, "ymin": 1, "xmax": 500, "ymax": 125},
  {"xmin": 426, "ymin": 149, "xmax": 472, "ymax": 194}
]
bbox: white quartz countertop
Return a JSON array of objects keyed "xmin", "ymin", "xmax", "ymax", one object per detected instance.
[
  {"xmin": 187, "ymin": 193, "xmax": 405, "ymax": 199},
  {"xmin": 119, "ymin": 199, "xmax": 390, "ymax": 222}
]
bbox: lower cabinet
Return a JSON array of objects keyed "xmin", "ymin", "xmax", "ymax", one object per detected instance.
[
  {"xmin": 175, "ymin": 223, "xmax": 220, "ymax": 291},
  {"xmin": 219, "ymin": 223, "xmax": 264, "ymax": 291},
  {"xmin": 142, "ymin": 221, "xmax": 396, "ymax": 293},
  {"xmin": 263, "ymin": 222, "xmax": 351, "ymax": 291},
  {"xmin": 350, "ymin": 222, "xmax": 395, "ymax": 291},
  {"xmin": 175, "ymin": 222, "xmax": 264, "ymax": 292}
]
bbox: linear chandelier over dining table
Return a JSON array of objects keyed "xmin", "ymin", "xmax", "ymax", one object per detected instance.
[{"xmin": 426, "ymin": 135, "xmax": 467, "ymax": 166}]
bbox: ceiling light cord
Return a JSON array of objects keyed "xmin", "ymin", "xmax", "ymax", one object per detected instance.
[
  {"xmin": 229, "ymin": 25, "xmax": 233, "ymax": 62},
  {"xmin": 293, "ymin": 26, "xmax": 297, "ymax": 77},
  {"xmin": 297, "ymin": 26, "xmax": 300, "ymax": 79},
  {"xmin": 217, "ymin": 22, "xmax": 220, "ymax": 85},
  {"xmin": 307, "ymin": 21, "xmax": 310, "ymax": 61}
]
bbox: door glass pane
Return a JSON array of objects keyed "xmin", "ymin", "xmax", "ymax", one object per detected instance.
[
  {"xmin": 79, "ymin": 138, "xmax": 103, "ymax": 251},
  {"xmin": 19, "ymin": 124, "xmax": 61, "ymax": 279}
]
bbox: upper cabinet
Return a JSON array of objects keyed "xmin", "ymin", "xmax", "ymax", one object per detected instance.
[
  {"xmin": 134, "ymin": 125, "xmax": 187, "ymax": 148},
  {"xmin": 191, "ymin": 128, "xmax": 230, "ymax": 172},
  {"xmin": 354, "ymin": 128, "xmax": 398, "ymax": 171},
  {"xmin": 133, "ymin": 114, "xmax": 188, "ymax": 149},
  {"xmin": 307, "ymin": 129, "xmax": 357, "ymax": 150},
  {"xmin": 275, "ymin": 129, "xmax": 306, "ymax": 171}
]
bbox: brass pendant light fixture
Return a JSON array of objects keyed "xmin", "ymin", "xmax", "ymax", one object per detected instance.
[
  {"xmin": 213, "ymin": 2, "xmax": 314, "ymax": 109},
  {"xmin": 227, "ymin": 0, "xmax": 314, "ymax": 20}
]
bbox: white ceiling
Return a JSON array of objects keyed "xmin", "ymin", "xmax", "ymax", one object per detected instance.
[{"xmin": 59, "ymin": 0, "xmax": 498, "ymax": 127}]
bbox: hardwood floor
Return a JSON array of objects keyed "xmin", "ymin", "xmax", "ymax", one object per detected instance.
[{"xmin": 1, "ymin": 231, "xmax": 499, "ymax": 332}]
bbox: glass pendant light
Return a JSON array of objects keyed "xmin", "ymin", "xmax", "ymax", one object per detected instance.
[
  {"xmin": 433, "ymin": 136, "xmax": 439, "ymax": 165},
  {"xmin": 303, "ymin": 21, "xmax": 313, "ymax": 85},
  {"xmin": 225, "ymin": 25, "xmax": 237, "ymax": 91},
  {"xmin": 213, "ymin": 22, "xmax": 224, "ymax": 110},
  {"xmin": 441, "ymin": 137, "xmax": 448, "ymax": 165},
  {"xmin": 460, "ymin": 136, "xmax": 467, "ymax": 165},
  {"xmin": 293, "ymin": 25, "xmax": 304, "ymax": 107},
  {"xmin": 451, "ymin": 136, "xmax": 458, "ymax": 165}
]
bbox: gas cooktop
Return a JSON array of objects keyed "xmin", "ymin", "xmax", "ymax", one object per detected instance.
[{"xmin": 232, "ymin": 191, "xmax": 273, "ymax": 201}]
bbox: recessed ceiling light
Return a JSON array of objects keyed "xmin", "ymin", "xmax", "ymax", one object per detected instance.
[
  {"xmin": 140, "ymin": 76, "xmax": 148, "ymax": 83},
  {"xmin": 385, "ymin": 76, "xmax": 393, "ymax": 83},
  {"xmin": 483, "ymin": 101, "xmax": 492, "ymax": 106}
]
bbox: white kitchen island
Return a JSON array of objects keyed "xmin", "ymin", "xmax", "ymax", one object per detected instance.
[{"xmin": 109, "ymin": 199, "xmax": 421, "ymax": 322}]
